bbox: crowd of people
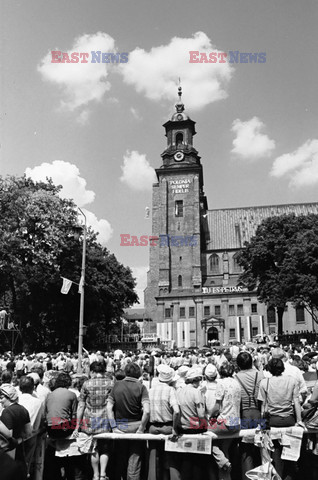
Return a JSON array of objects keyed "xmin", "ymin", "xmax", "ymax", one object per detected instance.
[{"xmin": 0, "ymin": 342, "xmax": 318, "ymax": 480}]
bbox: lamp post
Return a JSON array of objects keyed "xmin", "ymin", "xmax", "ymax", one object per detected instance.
[{"xmin": 77, "ymin": 208, "xmax": 86, "ymax": 374}]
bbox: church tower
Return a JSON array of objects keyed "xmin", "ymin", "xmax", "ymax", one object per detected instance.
[{"xmin": 145, "ymin": 87, "xmax": 208, "ymax": 335}]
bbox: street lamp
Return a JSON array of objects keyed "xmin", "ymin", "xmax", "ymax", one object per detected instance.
[{"xmin": 77, "ymin": 208, "xmax": 86, "ymax": 374}]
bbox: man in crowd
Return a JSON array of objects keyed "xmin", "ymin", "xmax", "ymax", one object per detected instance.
[
  {"xmin": 148, "ymin": 364, "xmax": 180, "ymax": 480},
  {"xmin": 18, "ymin": 376, "xmax": 44, "ymax": 474},
  {"xmin": 107, "ymin": 362, "xmax": 150, "ymax": 480}
]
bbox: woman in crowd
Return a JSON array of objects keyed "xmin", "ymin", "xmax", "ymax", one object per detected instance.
[
  {"xmin": 258, "ymin": 358, "xmax": 304, "ymax": 480},
  {"xmin": 236, "ymin": 351, "xmax": 264, "ymax": 479}
]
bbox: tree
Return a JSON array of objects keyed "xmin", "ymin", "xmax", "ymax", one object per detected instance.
[
  {"xmin": 238, "ymin": 214, "xmax": 318, "ymax": 334},
  {"xmin": 0, "ymin": 175, "xmax": 138, "ymax": 351}
]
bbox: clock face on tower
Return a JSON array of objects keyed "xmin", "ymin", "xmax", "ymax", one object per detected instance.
[{"xmin": 174, "ymin": 151, "xmax": 184, "ymax": 162}]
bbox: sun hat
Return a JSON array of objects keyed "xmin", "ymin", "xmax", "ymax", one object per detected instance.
[
  {"xmin": 178, "ymin": 365, "xmax": 189, "ymax": 377},
  {"xmin": 186, "ymin": 367, "xmax": 202, "ymax": 380},
  {"xmin": 205, "ymin": 364, "xmax": 218, "ymax": 378},
  {"xmin": 157, "ymin": 364, "xmax": 176, "ymax": 383}
]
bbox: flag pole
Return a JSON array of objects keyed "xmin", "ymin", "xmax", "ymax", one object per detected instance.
[{"xmin": 77, "ymin": 208, "xmax": 87, "ymax": 374}]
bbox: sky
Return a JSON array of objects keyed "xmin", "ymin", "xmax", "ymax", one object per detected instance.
[{"xmin": 1, "ymin": 0, "xmax": 318, "ymax": 306}]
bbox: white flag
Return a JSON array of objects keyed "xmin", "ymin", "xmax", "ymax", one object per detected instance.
[
  {"xmin": 61, "ymin": 277, "xmax": 72, "ymax": 294},
  {"xmin": 78, "ymin": 275, "xmax": 84, "ymax": 294}
]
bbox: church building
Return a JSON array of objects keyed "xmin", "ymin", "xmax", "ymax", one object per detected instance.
[{"xmin": 144, "ymin": 88, "xmax": 318, "ymax": 348}]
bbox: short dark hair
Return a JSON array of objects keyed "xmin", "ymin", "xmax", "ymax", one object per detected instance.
[
  {"xmin": 185, "ymin": 376, "xmax": 202, "ymax": 385},
  {"xmin": 90, "ymin": 361, "xmax": 106, "ymax": 374},
  {"xmin": 124, "ymin": 362, "xmax": 141, "ymax": 379},
  {"xmin": 115, "ymin": 369, "xmax": 126, "ymax": 380},
  {"xmin": 237, "ymin": 352, "xmax": 253, "ymax": 370},
  {"xmin": 218, "ymin": 362, "xmax": 235, "ymax": 378},
  {"xmin": 1, "ymin": 371, "xmax": 12, "ymax": 384},
  {"xmin": 268, "ymin": 358, "xmax": 285, "ymax": 376},
  {"xmin": 19, "ymin": 376, "xmax": 34, "ymax": 394},
  {"xmin": 54, "ymin": 372, "xmax": 72, "ymax": 389}
]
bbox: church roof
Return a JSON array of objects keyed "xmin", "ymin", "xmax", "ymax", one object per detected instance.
[{"xmin": 205, "ymin": 202, "xmax": 318, "ymax": 250}]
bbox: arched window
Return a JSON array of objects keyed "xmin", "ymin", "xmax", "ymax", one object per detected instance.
[
  {"xmin": 233, "ymin": 252, "xmax": 242, "ymax": 273},
  {"xmin": 178, "ymin": 275, "xmax": 182, "ymax": 287},
  {"xmin": 176, "ymin": 132, "xmax": 183, "ymax": 147},
  {"xmin": 209, "ymin": 254, "xmax": 219, "ymax": 274}
]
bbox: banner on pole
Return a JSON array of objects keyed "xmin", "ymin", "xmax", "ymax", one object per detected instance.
[
  {"xmin": 78, "ymin": 275, "xmax": 84, "ymax": 294},
  {"xmin": 61, "ymin": 277, "xmax": 72, "ymax": 294}
]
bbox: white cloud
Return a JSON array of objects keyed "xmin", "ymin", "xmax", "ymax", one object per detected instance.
[
  {"xmin": 25, "ymin": 160, "xmax": 112, "ymax": 245},
  {"xmin": 119, "ymin": 31, "xmax": 233, "ymax": 110},
  {"xmin": 81, "ymin": 208, "xmax": 113, "ymax": 245},
  {"xmin": 37, "ymin": 32, "xmax": 116, "ymax": 113},
  {"xmin": 270, "ymin": 139, "xmax": 318, "ymax": 188},
  {"xmin": 120, "ymin": 150, "xmax": 156, "ymax": 191},
  {"xmin": 231, "ymin": 117, "xmax": 276, "ymax": 160},
  {"xmin": 25, "ymin": 160, "xmax": 95, "ymax": 206},
  {"xmin": 131, "ymin": 266, "xmax": 148, "ymax": 306}
]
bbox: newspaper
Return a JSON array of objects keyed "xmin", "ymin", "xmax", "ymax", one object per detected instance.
[
  {"xmin": 281, "ymin": 427, "xmax": 304, "ymax": 462},
  {"xmin": 165, "ymin": 435, "xmax": 212, "ymax": 455}
]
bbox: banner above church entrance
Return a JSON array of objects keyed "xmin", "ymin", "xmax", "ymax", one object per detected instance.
[{"xmin": 202, "ymin": 286, "xmax": 249, "ymax": 294}]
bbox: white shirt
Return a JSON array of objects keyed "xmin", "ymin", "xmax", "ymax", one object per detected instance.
[
  {"xmin": 263, "ymin": 361, "xmax": 307, "ymax": 395},
  {"xmin": 34, "ymin": 383, "xmax": 51, "ymax": 406},
  {"xmin": 19, "ymin": 393, "xmax": 44, "ymax": 432}
]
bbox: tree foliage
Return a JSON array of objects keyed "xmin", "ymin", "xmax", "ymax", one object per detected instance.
[
  {"xmin": 0, "ymin": 175, "xmax": 138, "ymax": 351},
  {"xmin": 238, "ymin": 214, "xmax": 318, "ymax": 334}
]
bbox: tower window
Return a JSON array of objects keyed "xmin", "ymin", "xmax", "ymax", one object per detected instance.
[
  {"xmin": 175, "ymin": 200, "xmax": 183, "ymax": 217},
  {"xmin": 176, "ymin": 132, "xmax": 183, "ymax": 147},
  {"xmin": 209, "ymin": 253, "xmax": 219, "ymax": 274},
  {"xmin": 178, "ymin": 275, "xmax": 183, "ymax": 287}
]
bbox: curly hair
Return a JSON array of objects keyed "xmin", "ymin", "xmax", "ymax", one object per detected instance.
[{"xmin": 218, "ymin": 362, "xmax": 235, "ymax": 378}]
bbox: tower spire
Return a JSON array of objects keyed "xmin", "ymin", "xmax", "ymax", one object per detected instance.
[{"xmin": 175, "ymin": 80, "xmax": 185, "ymax": 113}]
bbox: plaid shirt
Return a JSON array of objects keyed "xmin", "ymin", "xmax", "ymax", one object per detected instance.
[
  {"xmin": 79, "ymin": 375, "xmax": 113, "ymax": 433},
  {"xmin": 149, "ymin": 382, "xmax": 178, "ymax": 424}
]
